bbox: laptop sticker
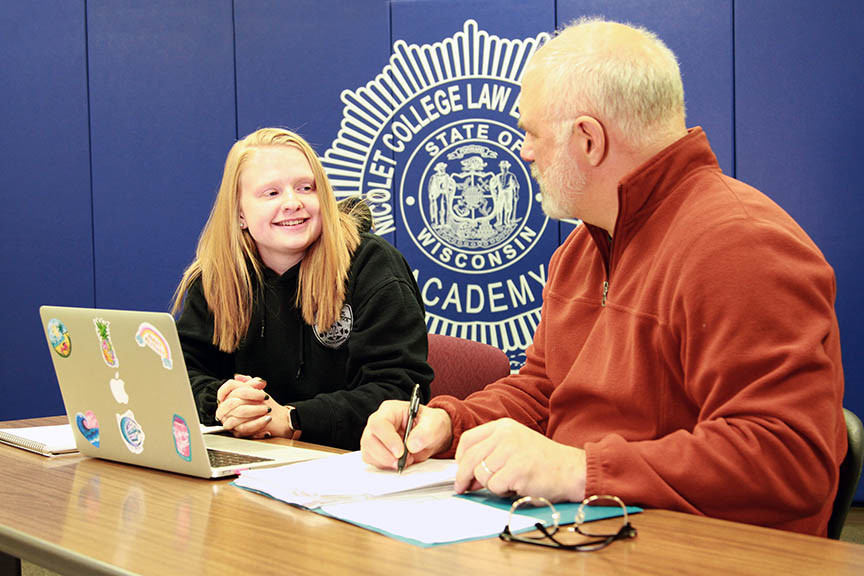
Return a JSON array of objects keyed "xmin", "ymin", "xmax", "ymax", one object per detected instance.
[
  {"xmin": 75, "ymin": 410, "xmax": 100, "ymax": 447},
  {"xmin": 109, "ymin": 371, "xmax": 129, "ymax": 404},
  {"xmin": 46, "ymin": 318, "xmax": 72, "ymax": 358},
  {"xmin": 93, "ymin": 318, "xmax": 119, "ymax": 368},
  {"xmin": 116, "ymin": 409, "xmax": 145, "ymax": 453},
  {"xmin": 135, "ymin": 322, "xmax": 173, "ymax": 369},
  {"xmin": 172, "ymin": 414, "xmax": 192, "ymax": 461}
]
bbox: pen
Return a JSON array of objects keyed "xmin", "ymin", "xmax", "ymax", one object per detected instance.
[{"xmin": 397, "ymin": 383, "xmax": 421, "ymax": 474}]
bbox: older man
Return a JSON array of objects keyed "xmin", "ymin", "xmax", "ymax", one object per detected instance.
[{"xmin": 361, "ymin": 18, "xmax": 845, "ymax": 536}]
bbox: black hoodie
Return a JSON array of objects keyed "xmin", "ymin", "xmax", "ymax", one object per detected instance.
[{"xmin": 176, "ymin": 233, "xmax": 433, "ymax": 450}]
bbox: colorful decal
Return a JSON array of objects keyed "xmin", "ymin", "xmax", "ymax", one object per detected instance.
[
  {"xmin": 109, "ymin": 371, "xmax": 129, "ymax": 404},
  {"xmin": 135, "ymin": 322, "xmax": 173, "ymax": 369},
  {"xmin": 172, "ymin": 414, "xmax": 192, "ymax": 461},
  {"xmin": 116, "ymin": 409, "xmax": 145, "ymax": 454},
  {"xmin": 46, "ymin": 318, "xmax": 72, "ymax": 358},
  {"xmin": 75, "ymin": 410, "xmax": 100, "ymax": 447},
  {"xmin": 93, "ymin": 318, "xmax": 119, "ymax": 368}
]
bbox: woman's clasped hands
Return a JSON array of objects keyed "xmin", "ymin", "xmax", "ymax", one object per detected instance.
[{"xmin": 215, "ymin": 374, "xmax": 291, "ymax": 438}]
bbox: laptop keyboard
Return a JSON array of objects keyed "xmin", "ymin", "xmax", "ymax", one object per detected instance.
[{"xmin": 207, "ymin": 448, "xmax": 274, "ymax": 467}]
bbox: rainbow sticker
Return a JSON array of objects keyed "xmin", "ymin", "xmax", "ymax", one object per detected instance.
[
  {"xmin": 116, "ymin": 409, "xmax": 145, "ymax": 454},
  {"xmin": 172, "ymin": 414, "xmax": 192, "ymax": 461},
  {"xmin": 46, "ymin": 318, "xmax": 72, "ymax": 358},
  {"xmin": 135, "ymin": 322, "xmax": 172, "ymax": 369}
]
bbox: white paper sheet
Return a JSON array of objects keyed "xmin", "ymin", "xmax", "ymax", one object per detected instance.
[
  {"xmin": 233, "ymin": 451, "xmax": 458, "ymax": 508},
  {"xmin": 320, "ymin": 485, "xmax": 538, "ymax": 545}
]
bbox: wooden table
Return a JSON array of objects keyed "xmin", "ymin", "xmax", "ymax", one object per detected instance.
[{"xmin": 2, "ymin": 417, "xmax": 863, "ymax": 575}]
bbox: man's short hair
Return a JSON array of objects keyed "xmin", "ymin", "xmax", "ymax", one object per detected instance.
[{"xmin": 528, "ymin": 17, "xmax": 686, "ymax": 149}]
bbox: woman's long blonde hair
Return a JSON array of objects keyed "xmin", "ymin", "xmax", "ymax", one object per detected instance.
[{"xmin": 172, "ymin": 128, "xmax": 362, "ymax": 352}]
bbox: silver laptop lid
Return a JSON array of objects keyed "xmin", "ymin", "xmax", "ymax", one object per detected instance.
[{"xmin": 40, "ymin": 305, "xmax": 216, "ymax": 478}]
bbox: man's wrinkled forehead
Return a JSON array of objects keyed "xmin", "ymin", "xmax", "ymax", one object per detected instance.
[{"xmin": 515, "ymin": 64, "xmax": 544, "ymax": 131}]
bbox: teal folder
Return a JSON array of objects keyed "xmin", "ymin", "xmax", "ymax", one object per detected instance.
[{"xmin": 458, "ymin": 491, "xmax": 642, "ymax": 528}]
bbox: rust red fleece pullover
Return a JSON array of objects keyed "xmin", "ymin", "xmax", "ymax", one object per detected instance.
[{"xmin": 431, "ymin": 128, "xmax": 845, "ymax": 536}]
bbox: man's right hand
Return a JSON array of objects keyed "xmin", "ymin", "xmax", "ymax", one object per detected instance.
[{"xmin": 360, "ymin": 400, "xmax": 453, "ymax": 470}]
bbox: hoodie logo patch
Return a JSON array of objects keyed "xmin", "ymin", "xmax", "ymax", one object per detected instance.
[{"xmin": 314, "ymin": 304, "xmax": 352, "ymax": 349}]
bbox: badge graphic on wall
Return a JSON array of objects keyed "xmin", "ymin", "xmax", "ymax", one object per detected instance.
[
  {"xmin": 322, "ymin": 20, "xmax": 553, "ymax": 368},
  {"xmin": 116, "ymin": 409, "xmax": 145, "ymax": 454},
  {"xmin": 46, "ymin": 318, "xmax": 72, "ymax": 358}
]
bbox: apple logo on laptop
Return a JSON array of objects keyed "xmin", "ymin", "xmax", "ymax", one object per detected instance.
[{"xmin": 110, "ymin": 372, "xmax": 129, "ymax": 404}]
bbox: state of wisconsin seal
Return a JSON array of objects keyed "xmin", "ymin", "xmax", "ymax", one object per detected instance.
[{"xmin": 322, "ymin": 20, "xmax": 556, "ymax": 369}]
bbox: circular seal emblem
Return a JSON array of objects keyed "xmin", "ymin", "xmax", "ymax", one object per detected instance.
[
  {"xmin": 314, "ymin": 304, "xmax": 353, "ymax": 349},
  {"xmin": 401, "ymin": 119, "xmax": 544, "ymax": 274},
  {"xmin": 322, "ymin": 21, "xmax": 553, "ymax": 369}
]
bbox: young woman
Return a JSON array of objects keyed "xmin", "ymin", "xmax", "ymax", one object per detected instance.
[{"xmin": 172, "ymin": 128, "xmax": 432, "ymax": 449}]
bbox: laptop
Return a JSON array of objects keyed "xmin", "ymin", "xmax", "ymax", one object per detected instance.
[{"xmin": 39, "ymin": 305, "xmax": 333, "ymax": 478}]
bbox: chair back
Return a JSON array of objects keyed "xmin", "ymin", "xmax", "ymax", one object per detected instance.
[
  {"xmin": 427, "ymin": 334, "xmax": 510, "ymax": 400},
  {"xmin": 828, "ymin": 408, "xmax": 864, "ymax": 539}
]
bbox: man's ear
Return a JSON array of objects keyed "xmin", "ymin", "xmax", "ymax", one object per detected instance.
[{"xmin": 571, "ymin": 115, "xmax": 607, "ymax": 166}]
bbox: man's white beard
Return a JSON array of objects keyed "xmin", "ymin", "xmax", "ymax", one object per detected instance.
[{"xmin": 533, "ymin": 153, "xmax": 587, "ymax": 220}]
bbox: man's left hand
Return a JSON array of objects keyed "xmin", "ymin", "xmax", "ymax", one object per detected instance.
[{"xmin": 454, "ymin": 418, "xmax": 587, "ymax": 503}]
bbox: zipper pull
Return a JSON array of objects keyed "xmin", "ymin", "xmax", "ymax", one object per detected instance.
[{"xmin": 602, "ymin": 281, "xmax": 609, "ymax": 307}]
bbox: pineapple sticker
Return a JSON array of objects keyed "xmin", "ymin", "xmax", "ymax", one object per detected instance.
[{"xmin": 93, "ymin": 318, "xmax": 119, "ymax": 368}]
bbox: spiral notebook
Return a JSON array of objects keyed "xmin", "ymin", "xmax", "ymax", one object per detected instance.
[{"xmin": 0, "ymin": 424, "xmax": 77, "ymax": 456}]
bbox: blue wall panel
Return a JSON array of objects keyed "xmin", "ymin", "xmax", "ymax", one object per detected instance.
[
  {"xmin": 235, "ymin": 0, "xmax": 391, "ymax": 153},
  {"xmin": 391, "ymin": 0, "xmax": 555, "ymax": 45},
  {"xmin": 0, "ymin": 1, "xmax": 92, "ymax": 420},
  {"xmin": 87, "ymin": 0, "xmax": 236, "ymax": 312},
  {"xmin": 734, "ymin": 0, "xmax": 864, "ymax": 501}
]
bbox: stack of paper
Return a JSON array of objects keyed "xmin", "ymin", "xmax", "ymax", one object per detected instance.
[
  {"xmin": 0, "ymin": 424, "xmax": 77, "ymax": 456},
  {"xmin": 233, "ymin": 451, "xmax": 539, "ymax": 546},
  {"xmin": 233, "ymin": 451, "xmax": 458, "ymax": 508},
  {"xmin": 233, "ymin": 451, "xmax": 639, "ymax": 547}
]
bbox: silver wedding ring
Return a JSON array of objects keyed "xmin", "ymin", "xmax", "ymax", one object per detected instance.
[{"xmin": 480, "ymin": 459, "xmax": 493, "ymax": 477}]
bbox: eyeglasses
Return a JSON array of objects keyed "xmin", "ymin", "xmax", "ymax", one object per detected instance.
[{"xmin": 499, "ymin": 494, "xmax": 637, "ymax": 551}]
